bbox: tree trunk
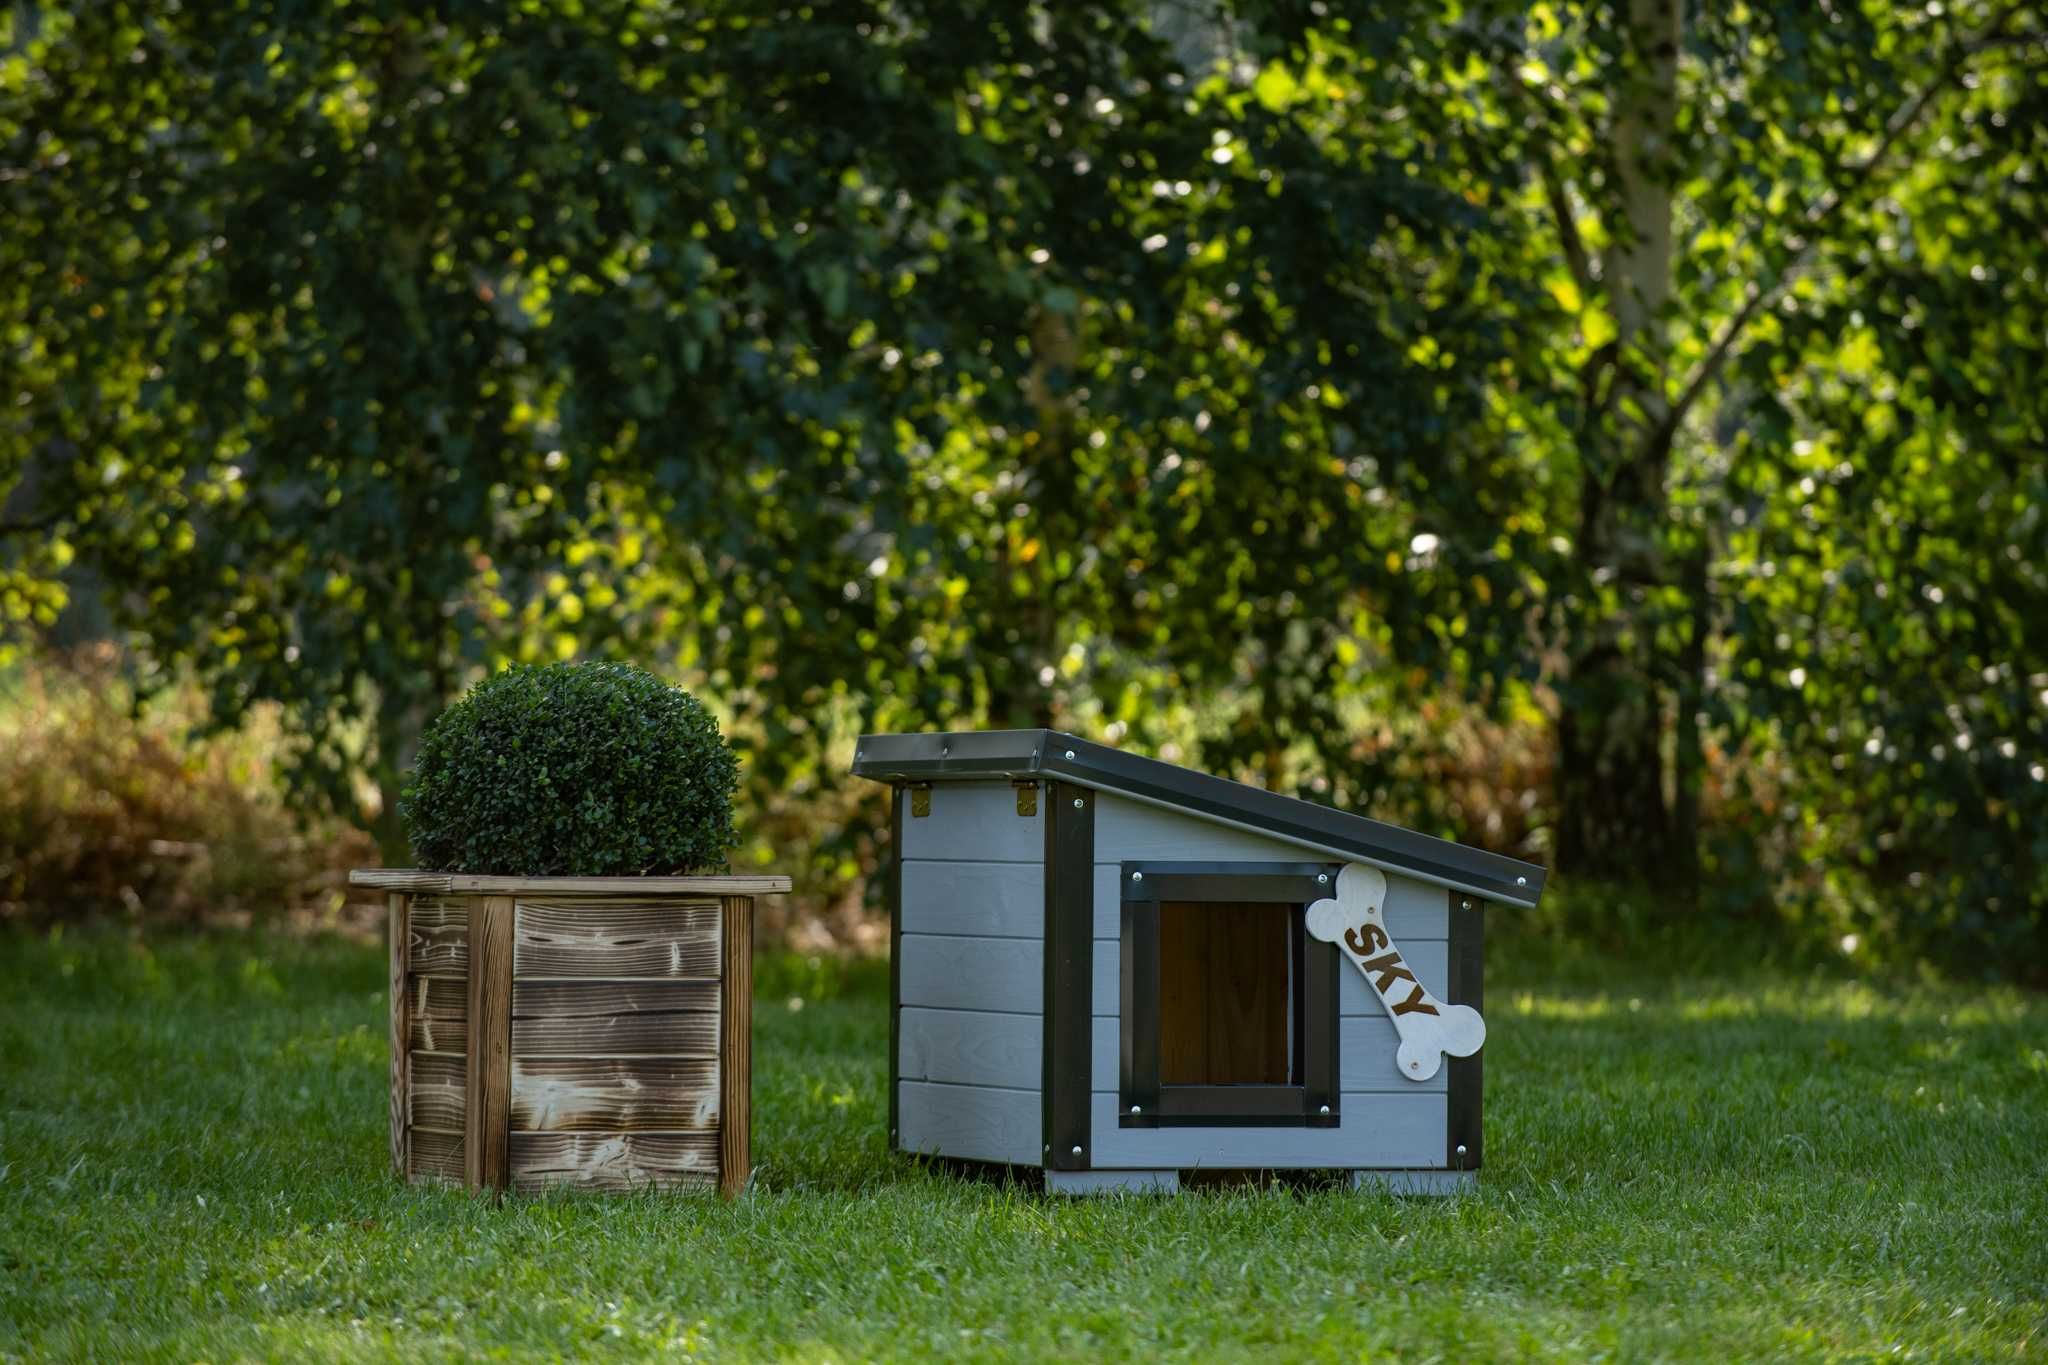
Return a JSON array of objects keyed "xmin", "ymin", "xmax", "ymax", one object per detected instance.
[{"xmin": 1555, "ymin": 0, "xmax": 1684, "ymax": 884}]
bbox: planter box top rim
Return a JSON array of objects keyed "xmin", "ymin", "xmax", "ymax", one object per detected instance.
[{"xmin": 350, "ymin": 869, "xmax": 792, "ymax": 895}]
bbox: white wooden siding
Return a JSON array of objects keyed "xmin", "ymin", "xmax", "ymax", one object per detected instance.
[
  {"xmin": 898, "ymin": 1080, "xmax": 1040, "ymax": 1166},
  {"xmin": 901, "ymin": 859, "xmax": 1042, "ymax": 939},
  {"xmin": 901, "ymin": 1007, "xmax": 1040, "ymax": 1091},
  {"xmin": 1094, "ymin": 792, "xmax": 1311, "ymax": 862},
  {"xmin": 899, "ymin": 933, "xmax": 1042, "ymax": 1015},
  {"xmin": 899, "ymin": 782, "xmax": 1042, "ymax": 863}
]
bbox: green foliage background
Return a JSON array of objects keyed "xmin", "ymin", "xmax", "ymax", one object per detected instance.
[{"xmin": 2, "ymin": 1, "xmax": 2043, "ymax": 975}]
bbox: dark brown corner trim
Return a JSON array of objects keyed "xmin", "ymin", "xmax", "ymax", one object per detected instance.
[
  {"xmin": 1042, "ymin": 780, "xmax": 1094, "ymax": 1171},
  {"xmin": 1446, "ymin": 891, "xmax": 1484, "ymax": 1170}
]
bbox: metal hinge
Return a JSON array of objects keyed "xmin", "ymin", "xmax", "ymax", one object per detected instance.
[
  {"xmin": 1013, "ymin": 781, "xmax": 1038, "ymax": 817},
  {"xmin": 909, "ymin": 783, "xmax": 931, "ymax": 818}
]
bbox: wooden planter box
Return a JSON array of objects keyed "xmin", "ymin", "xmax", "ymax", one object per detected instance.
[{"xmin": 350, "ymin": 870, "xmax": 791, "ymax": 1197}]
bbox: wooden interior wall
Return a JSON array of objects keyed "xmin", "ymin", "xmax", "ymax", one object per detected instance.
[{"xmin": 1157, "ymin": 901, "xmax": 1290, "ymax": 1086}]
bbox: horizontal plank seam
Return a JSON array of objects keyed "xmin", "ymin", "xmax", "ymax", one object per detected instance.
[
  {"xmin": 901, "ymin": 931, "xmax": 1046, "ymax": 946},
  {"xmin": 897, "ymin": 928, "xmax": 1042, "ymax": 942},
  {"xmin": 899, "ymin": 1005, "xmax": 1042, "ymax": 1019},
  {"xmin": 898, "ymin": 1078, "xmax": 1038, "ymax": 1096},
  {"xmin": 895, "ymin": 857, "xmax": 1042, "ymax": 866}
]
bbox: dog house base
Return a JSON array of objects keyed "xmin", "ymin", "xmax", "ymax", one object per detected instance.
[
  {"xmin": 855, "ymin": 730, "xmax": 1546, "ymax": 1196},
  {"xmin": 1046, "ymin": 1169, "xmax": 1181, "ymax": 1196}
]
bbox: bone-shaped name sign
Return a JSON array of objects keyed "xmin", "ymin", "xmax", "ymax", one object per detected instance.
[{"xmin": 1306, "ymin": 862, "xmax": 1484, "ymax": 1082}]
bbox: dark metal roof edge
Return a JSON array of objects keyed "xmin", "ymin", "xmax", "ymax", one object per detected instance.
[{"xmin": 852, "ymin": 729, "xmax": 1548, "ymax": 908}]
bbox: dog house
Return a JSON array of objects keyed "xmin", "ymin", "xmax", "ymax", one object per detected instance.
[{"xmin": 852, "ymin": 730, "xmax": 1546, "ymax": 1194}]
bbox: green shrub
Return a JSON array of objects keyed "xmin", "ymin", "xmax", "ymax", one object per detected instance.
[{"xmin": 401, "ymin": 662, "xmax": 739, "ymax": 876}]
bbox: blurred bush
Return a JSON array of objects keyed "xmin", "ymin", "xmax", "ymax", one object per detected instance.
[{"xmin": 0, "ymin": 647, "xmax": 374, "ymax": 928}]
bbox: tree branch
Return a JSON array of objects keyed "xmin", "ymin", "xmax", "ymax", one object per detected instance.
[
  {"xmin": 1542, "ymin": 158, "xmax": 1594, "ymax": 299},
  {"xmin": 1652, "ymin": 2, "xmax": 2038, "ymax": 450}
]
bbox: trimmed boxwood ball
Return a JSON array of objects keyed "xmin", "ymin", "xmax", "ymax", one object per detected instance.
[{"xmin": 401, "ymin": 662, "xmax": 740, "ymax": 876}]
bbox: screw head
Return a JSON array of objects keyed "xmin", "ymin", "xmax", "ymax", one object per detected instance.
[
  {"xmin": 1064, "ymin": 749, "xmax": 1076, "ymax": 760},
  {"xmin": 1319, "ymin": 1104, "xmax": 1330, "ymax": 1115},
  {"xmin": 1317, "ymin": 873, "xmax": 1329, "ymax": 884},
  {"xmin": 1455, "ymin": 1144, "xmax": 1468, "ymax": 1157},
  {"xmin": 1460, "ymin": 899, "xmax": 1472, "ymax": 911},
  {"xmin": 1130, "ymin": 1105, "xmax": 1141, "ymax": 1114},
  {"xmin": 1071, "ymin": 1145, "xmax": 1083, "ymax": 1157},
  {"xmin": 1410, "ymin": 1060, "xmax": 1421, "ymax": 1071},
  {"xmin": 1516, "ymin": 876, "xmax": 1528, "ymax": 887},
  {"xmin": 1072, "ymin": 797, "xmax": 1083, "ymax": 809},
  {"xmin": 1132, "ymin": 871, "xmax": 1143, "ymax": 882}
]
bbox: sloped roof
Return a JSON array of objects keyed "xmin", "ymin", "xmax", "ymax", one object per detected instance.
[{"xmin": 851, "ymin": 729, "xmax": 1547, "ymax": 909}]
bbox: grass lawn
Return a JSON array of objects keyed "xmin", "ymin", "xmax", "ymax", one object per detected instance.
[{"xmin": 1, "ymin": 926, "xmax": 2042, "ymax": 1362}]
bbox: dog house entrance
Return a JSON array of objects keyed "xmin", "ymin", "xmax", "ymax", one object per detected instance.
[
  {"xmin": 1159, "ymin": 903, "xmax": 1292, "ymax": 1085},
  {"xmin": 1121, "ymin": 863, "xmax": 1340, "ymax": 1127}
]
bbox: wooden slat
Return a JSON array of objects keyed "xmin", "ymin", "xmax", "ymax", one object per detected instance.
[
  {"xmin": 510, "ymin": 1057, "xmax": 719, "ymax": 1132},
  {"xmin": 352, "ymin": 869, "xmax": 792, "ymax": 895},
  {"xmin": 896, "ymin": 1079, "xmax": 1041, "ymax": 1166},
  {"xmin": 513, "ymin": 899, "xmax": 722, "ymax": 979},
  {"xmin": 508, "ymin": 1132, "xmax": 718, "ymax": 1194},
  {"xmin": 898, "ymin": 933, "xmax": 1043, "ymax": 1014},
  {"xmin": 512, "ymin": 980, "xmax": 720, "ymax": 1018},
  {"xmin": 411, "ymin": 1128, "xmax": 465, "ymax": 1184},
  {"xmin": 900, "ymin": 859, "xmax": 1044, "ymax": 939},
  {"xmin": 467, "ymin": 895, "xmax": 515, "ymax": 1191},
  {"xmin": 1094, "ymin": 792, "xmax": 1311, "ymax": 862},
  {"xmin": 411, "ymin": 1051, "xmax": 466, "ymax": 1132},
  {"xmin": 896, "ymin": 781, "xmax": 1044, "ymax": 863},
  {"xmin": 388, "ymin": 893, "xmax": 408, "ymax": 1179},
  {"xmin": 899, "ymin": 1006, "xmax": 1041, "ymax": 1089},
  {"xmin": 409, "ymin": 974, "xmax": 468, "ymax": 1054},
  {"xmin": 407, "ymin": 895, "xmax": 470, "ymax": 975},
  {"xmin": 719, "ymin": 895, "xmax": 752, "ymax": 1199},
  {"xmin": 511, "ymin": 1010, "xmax": 718, "ymax": 1057}
]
